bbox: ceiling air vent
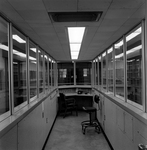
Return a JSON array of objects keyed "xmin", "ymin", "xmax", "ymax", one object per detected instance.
[{"xmin": 48, "ymin": 11, "xmax": 103, "ymax": 22}]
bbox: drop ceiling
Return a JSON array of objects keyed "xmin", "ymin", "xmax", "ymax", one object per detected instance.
[{"xmin": 0, "ymin": 0, "xmax": 145, "ymax": 61}]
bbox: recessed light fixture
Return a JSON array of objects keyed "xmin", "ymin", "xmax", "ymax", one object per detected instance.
[{"xmin": 67, "ymin": 27, "xmax": 85, "ymax": 60}]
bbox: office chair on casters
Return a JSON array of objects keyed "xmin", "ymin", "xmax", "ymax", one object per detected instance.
[
  {"xmin": 81, "ymin": 95, "xmax": 101, "ymax": 134},
  {"xmin": 59, "ymin": 93, "xmax": 78, "ymax": 118}
]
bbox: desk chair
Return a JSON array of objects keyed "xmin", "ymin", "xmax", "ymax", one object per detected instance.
[
  {"xmin": 81, "ymin": 95, "xmax": 100, "ymax": 134},
  {"xmin": 59, "ymin": 93, "xmax": 78, "ymax": 118}
]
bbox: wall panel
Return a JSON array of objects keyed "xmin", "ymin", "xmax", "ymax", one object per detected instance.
[
  {"xmin": 105, "ymin": 97, "xmax": 116, "ymax": 147},
  {"xmin": 0, "ymin": 126, "xmax": 17, "ymax": 150},
  {"xmin": 18, "ymin": 105, "xmax": 44, "ymax": 150},
  {"xmin": 95, "ymin": 91, "xmax": 147, "ymax": 150},
  {"xmin": 134, "ymin": 118, "xmax": 147, "ymax": 150}
]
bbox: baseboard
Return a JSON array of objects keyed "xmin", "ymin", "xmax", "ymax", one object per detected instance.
[
  {"xmin": 99, "ymin": 124, "xmax": 114, "ymax": 150},
  {"xmin": 42, "ymin": 114, "xmax": 58, "ymax": 150}
]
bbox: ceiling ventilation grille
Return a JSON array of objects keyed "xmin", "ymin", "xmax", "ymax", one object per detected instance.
[{"xmin": 48, "ymin": 11, "xmax": 103, "ymax": 22}]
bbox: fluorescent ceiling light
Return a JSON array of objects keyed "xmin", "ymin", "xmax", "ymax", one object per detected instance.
[
  {"xmin": 44, "ymin": 55, "xmax": 47, "ymax": 59},
  {"xmin": 30, "ymin": 48, "xmax": 36, "ymax": 52},
  {"xmin": 115, "ymin": 45, "xmax": 142, "ymax": 59},
  {"xmin": 70, "ymin": 44, "xmax": 81, "ymax": 51},
  {"xmin": 31, "ymin": 61, "xmax": 37, "ymax": 64},
  {"xmin": 127, "ymin": 59, "xmax": 135, "ymax": 63},
  {"xmin": 102, "ymin": 52, "xmax": 106, "ymax": 57},
  {"xmin": 13, "ymin": 49, "xmax": 26, "ymax": 58},
  {"xmin": 68, "ymin": 27, "xmax": 85, "ymax": 60},
  {"xmin": 107, "ymin": 47, "xmax": 113, "ymax": 54},
  {"xmin": 0, "ymin": 44, "xmax": 36, "ymax": 60},
  {"xmin": 126, "ymin": 45, "xmax": 142, "ymax": 55},
  {"xmin": 126, "ymin": 27, "xmax": 141, "ymax": 42},
  {"xmin": 115, "ymin": 40, "xmax": 123, "ymax": 48},
  {"xmin": 71, "ymin": 55, "xmax": 78, "ymax": 59},
  {"xmin": 115, "ymin": 53, "xmax": 124, "ymax": 59},
  {"xmin": 13, "ymin": 35, "xmax": 26, "ymax": 43},
  {"xmin": 0, "ymin": 44, "xmax": 9, "ymax": 51},
  {"xmin": 68, "ymin": 27, "xmax": 85, "ymax": 43}
]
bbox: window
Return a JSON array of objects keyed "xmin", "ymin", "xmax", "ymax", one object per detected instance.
[
  {"xmin": 44, "ymin": 54, "xmax": 48, "ymax": 91},
  {"xmin": 114, "ymin": 39, "xmax": 124, "ymax": 99},
  {"xmin": 0, "ymin": 17, "xmax": 9, "ymax": 116},
  {"xmin": 102, "ymin": 52, "xmax": 107, "ymax": 90},
  {"xmin": 98, "ymin": 56, "xmax": 102, "ymax": 90},
  {"xmin": 52, "ymin": 60, "xmax": 54, "ymax": 87},
  {"xmin": 107, "ymin": 47, "xmax": 113, "ymax": 93},
  {"xmin": 58, "ymin": 62, "xmax": 74, "ymax": 86},
  {"xmin": 39, "ymin": 49, "xmax": 44, "ymax": 94},
  {"xmin": 29, "ymin": 42, "xmax": 37, "ymax": 100},
  {"xmin": 126, "ymin": 26, "xmax": 143, "ymax": 106},
  {"xmin": 76, "ymin": 62, "xmax": 91, "ymax": 85},
  {"xmin": 48, "ymin": 58, "xmax": 52, "ymax": 89},
  {"xmin": 93, "ymin": 60, "xmax": 96, "ymax": 87},
  {"xmin": 95, "ymin": 59, "xmax": 98, "ymax": 88},
  {"xmin": 12, "ymin": 27, "xmax": 27, "ymax": 108}
]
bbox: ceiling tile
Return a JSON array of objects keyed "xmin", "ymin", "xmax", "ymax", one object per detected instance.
[
  {"xmin": 0, "ymin": 0, "xmax": 145, "ymax": 61},
  {"xmin": 110, "ymin": 0, "xmax": 145, "ymax": 9},
  {"xmin": 43, "ymin": 0, "xmax": 77, "ymax": 12},
  {"xmin": 78, "ymin": 0, "xmax": 112, "ymax": 11},
  {"xmin": 16, "ymin": 10, "xmax": 49, "ymax": 21},
  {"xmin": 7, "ymin": 0, "xmax": 45, "ymax": 10}
]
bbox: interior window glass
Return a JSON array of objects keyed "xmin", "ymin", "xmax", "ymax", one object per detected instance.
[
  {"xmin": 102, "ymin": 52, "xmax": 107, "ymax": 90},
  {"xmin": 48, "ymin": 58, "xmax": 51, "ymax": 89},
  {"xmin": 126, "ymin": 26, "xmax": 142, "ymax": 106},
  {"xmin": 39, "ymin": 49, "xmax": 44, "ymax": 94},
  {"xmin": 107, "ymin": 47, "xmax": 113, "ymax": 93},
  {"xmin": 98, "ymin": 56, "xmax": 102, "ymax": 90},
  {"xmin": 12, "ymin": 27, "xmax": 27, "ymax": 107},
  {"xmin": 114, "ymin": 39, "xmax": 124, "ymax": 99},
  {"xmin": 58, "ymin": 62, "xmax": 74, "ymax": 86},
  {"xmin": 29, "ymin": 42, "xmax": 37, "ymax": 100},
  {"xmin": 52, "ymin": 60, "xmax": 54, "ymax": 87},
  {"xmin": 0, "ymin": 17, "xmax": 9, "ymax": 115},
  {"xmin": 76, "ymin": 62, "xmax": 91, "ymax": 85},
  {"xmin": 95, "ymin": 59, "xmax": 98, "ymax": 88},
  {"xmin": 44, "ymin": 54, "xmax": 48, "ymax": 91}
]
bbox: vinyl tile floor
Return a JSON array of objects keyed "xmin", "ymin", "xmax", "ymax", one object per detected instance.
[{"xmin": 44, "ymin": 112, "xmax": 112, "ymax": 150}]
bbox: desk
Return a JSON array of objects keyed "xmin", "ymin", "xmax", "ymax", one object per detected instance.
[{"xmin": 58, "ymin": 93, "xmax": 93, "ymax": 113}]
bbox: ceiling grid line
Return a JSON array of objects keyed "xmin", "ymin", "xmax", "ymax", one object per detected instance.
[{"xmin": 80, "ymin": 0, "xmax": 113, "ymax": 59}]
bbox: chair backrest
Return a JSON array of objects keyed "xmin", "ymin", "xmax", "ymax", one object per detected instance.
[
  {"xmin": 59, "ymin": 93, "xmax": 65, "ymax": 102},
  {"xmin": 94, "ymin": 95, "xmax": 100, "ymax": 104},
  {"xmin": 90, "ymin": 110, "xmax": 97, "ymax": 123}
]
